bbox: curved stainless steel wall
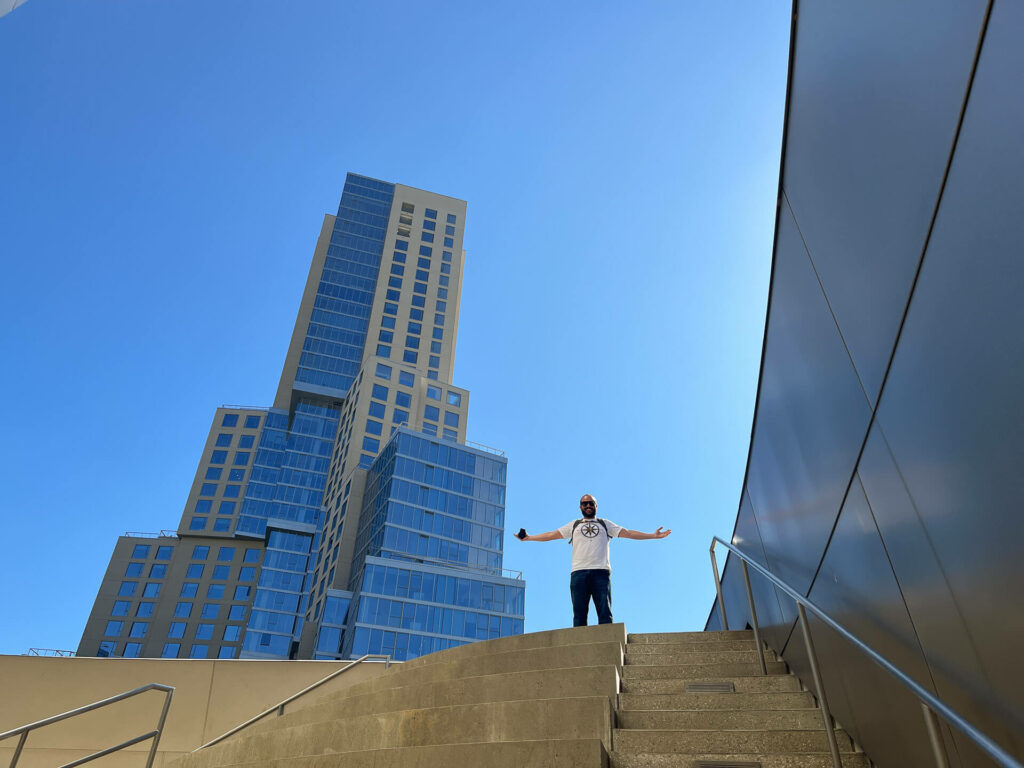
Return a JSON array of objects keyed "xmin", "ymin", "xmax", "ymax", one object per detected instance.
[{"xmin": 707, "ymin": 2, "xmax": 1024, "ymax": 766}]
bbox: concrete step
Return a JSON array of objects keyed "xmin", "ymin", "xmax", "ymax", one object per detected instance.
[
  {"xmin": 622, "ymin": 676, "xmax": 801, "ymax": 695},
  {"xmin": 626, "ymin": 640, "xmax": 766, "ymax": 653},
  {"xmin": 183, "ymin": 696, "xmax": 613, "ymax": 768},
  {"xmin": 619, "ymin": 692, "xmax": 815, "ymax": 711},
  {"xmin": 622, "ymin": 662, "xmax": 788, "ymax": 680},
  {"xmin": 400, "ymin": 621, "xmax": 626, "ymax": 669},
  {"xmin": 215, "ymin": 738, "xmax": 609, "ymax": 768},
  {"xmin": 625, "ymin": 650, "xmax": 778, "ymax": 666},
  {"xmin": 249, "ymin": 666, "xmax": 620, "ymax": 735},
  {"xmin": 617, "ymin": 708, "xmax": 827, "ymax": 731},
  {"xmin": 613, "ymin": 728, "xmax": 854, "ymax": 755},
  {"xmin": 301, "ymin": 640, "xmax": 623, "ymax": 703},
  {"xmin": 609, "ymin": 752, "xmax": 871, "ymax": 768},
  {"xmin": 628, "ymin": 631, "xmax": 754, "ymax": 644}
]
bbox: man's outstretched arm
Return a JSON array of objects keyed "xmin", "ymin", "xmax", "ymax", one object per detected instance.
[
  {"xmin": 619, "ymin": 527, "xmax": 672, "ymax": 540},
  {"xmin": 517, "ymin": 530, "xmax": 562, "ymax": 542}
]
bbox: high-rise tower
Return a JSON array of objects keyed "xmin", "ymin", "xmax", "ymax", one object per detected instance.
[{"xmin": 77, "ymin": 174, "xmax": 525, "ymax": 662}]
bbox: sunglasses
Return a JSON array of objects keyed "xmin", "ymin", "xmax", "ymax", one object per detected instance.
[{"xmin": 579, "ymin": 501, "xmax": 596, "ymax": 507}]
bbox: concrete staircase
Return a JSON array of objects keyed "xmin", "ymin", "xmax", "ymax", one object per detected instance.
[
  {"xmin": 613, "ymin": 630, "xmax": 869, "ymax": 768},
  {"xmin": 169, "ymin": 625, "xmax": 871, "ymax": 768}
]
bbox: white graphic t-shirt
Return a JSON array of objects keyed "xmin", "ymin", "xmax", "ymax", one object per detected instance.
[{"xmin": 557, "ymin": 518, "xmax": 624, "ymax": 572}]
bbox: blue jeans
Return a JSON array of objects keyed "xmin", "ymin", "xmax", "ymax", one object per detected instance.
[{"xmin": 570, "ymin": 569, "xmax": 612, "ymax": 626}]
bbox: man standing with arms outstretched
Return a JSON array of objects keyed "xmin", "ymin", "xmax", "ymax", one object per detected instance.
[{"xmin": 515, "ymin": 494, "xmax": 672, "ymax": 627}]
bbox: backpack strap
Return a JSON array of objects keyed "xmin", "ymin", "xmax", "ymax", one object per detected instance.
[{"xmin": 569, "ymin": 518, "xmax": 610, "ymax": 543}]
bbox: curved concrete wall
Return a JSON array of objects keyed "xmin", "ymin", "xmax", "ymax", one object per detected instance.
[{"xmin": 708, "ymin": 2, "xmax": 1024, "ymax": 766}]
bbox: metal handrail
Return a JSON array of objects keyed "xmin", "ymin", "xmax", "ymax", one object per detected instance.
[
  {"xmin": 710, "ymin": 536, "xmax": 1021, "ymax": 768},
  {"xmin": 193, "ymin": 654, "xmax": 392, "ymax": 752},
  {"xmin": 0, "ymin": 683, "xmax": 174, "ymax": 768}
]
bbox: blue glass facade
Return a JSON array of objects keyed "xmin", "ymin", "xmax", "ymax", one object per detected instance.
[
  {"xmin": 296, "ymin": 175, "xmax": 395, "ymax": 397},
  {"xmin": 236, "ymin": 401, "xmax": 339, "ymax": 657},
  {"xmin": 334, "ymin": 429, "xmax": 523, "ymax": 661}
]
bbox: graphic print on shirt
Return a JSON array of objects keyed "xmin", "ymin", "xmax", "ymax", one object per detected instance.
[{"xmin": 580, "ymin": 521, "xmax": 601, "ymax": 538}]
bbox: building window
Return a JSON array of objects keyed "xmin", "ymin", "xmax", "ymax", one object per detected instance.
[
  {"xmin": 218, "ymin": 547, "xmax": 236, "ymax": 562},
  {"xmin": 421, "ymin": 232, "xmax": 434, "ymax": 243},
  {"xmin": 112, "ymin": 601, "xmax": 130, "ymax": 617},
  {"xmin": 403, "ymin": 350, "xmax": 417, "ymax": 364},
  {"xmin": 205, "ymin": 467, "xmax": 222, "ymax": 480},
  {"xmin": 447, "ymin": 214, "xmax": 456, "ymax": 224},
  {"xmin": 104, "ymin": 621, "xmax": 124, "ymax": 637},
  {"xmin": 201, "ymin": 604, "xmax": 220, "ymax": 620},
  {"xmin": 376, "ymin": 363, "xmax": 392, "ymax": 380},
  {"xmin": 130, "ymin": 545, "xmax": 151, "ymax": 560},
  {"xmin": 207, "ymin": 584, "xmax": 225, "ymax": 599},
  {"xmin": 419, "ymin": 245, "xmax": 432, "ymax": 256},
  {"xmin": 210, "ymin": 450, "xmax": 227, "ymax": 465},
  {"xmin": 443, "ymin": 237, "xmax": 454, "ymax": 247},
  {"xmin": 244, "ymin": 415, "xmax": 260, "ymax": 429},
  {"xmin": 192, "ymin": 546, "xmax": 209, "ymax": 560},
  {"xmin": 233, "ymin": 452, "xmax": 250, "ymax": 466},
  {"xmin": 239, "ymin": 435, "xmax": 254, "ymax": 449},
  {"xmin": 234, "ymin": 586, "xmax": 251, "ymax": 600},
  {"xmin": 425, "ymin": 208, "xmax": 437, "ymax": 219},
  {"xmin": 221, "ymin": 414, "xmax": 238, "ymax": 427},
  {"xmin": 362, "ymin": 436, "xmax": 380, "ymax": 453},
  {"xmin": 218, "ymin": 647, "xmax": 236, "ymax": 659},
  {"xmin": 369, "ymin": 401, "xmax": 385, "ymax": 419},
  {"xmin": 229, "ymin": 605, "xmax": 246, "ymax": 621},
  {"xmin": 189, "ymin": 645, "xmax": 208, "ymax": 659},
  {"xmin": 181, "ymin": 583, "xmax": 198, "ymax": 598},
  {"xmin": 118, "ymin": 582, "xmax": 137, "ymax": 597},
  {"xmin": 393, "ymin": 409, "xmax": 409, "ymax": 425},
  {"xmin": 189, "ymin": 516, "xmax": 207, "ymax": 531},
  {"xmin": 186, "ymin": 565, "xmax": 203, "ymax": 580},
  {"xmin": 123, "ymin": 643, "xmax": 142, "ymax": 658},
  {"xmin": 377, "ymin": 344, "xmax": 391, "ymax": 357},
  {"xmin": 239, "ymin": 567, "xmax": 256, "ymax": 581},
  {"xmin": 223, "ymin": 625, "xmax": 242, "ymax": 641},
  {"xmin": 97, "ymin": 641, "xmax": 116, "ymax": 657},
  {"xmin": 196, "ymin": 624, "xmax": 214, "ymax": 640},
  {"xmin": 215, "ymin": 433, "xmax": 232, "ymax": 447},
  {"xmin": 394, "ymin": 239, "xmax": 408, "ymax": 251},
  {"xmin": 372, "ymin": 384, "xmax": 388, "ymax": 401},
  {"xmin": 429, "ymin": 355, "xmax": 440, "ymax": 368},
  {"xmin": 125, "ymin": 563, "xmax": 143, "ymax": 578},
  {"xmin": 244, "ymin": 549, "xmax": 261, "ymax": 563},
  {"xmin": 212, "ymin": 565, "xmax": 230, "ymax": 580},
  {"xmin": 399, "ymin": 371, "xmax": 415, "ymax": 387},
  {"xmin": 365, "ymin": 419, "xmax": 383, "ymax": 436},
  {"xmin": 161, "ymin": 643, "xmax": 180, "ymax": 658},
  {"xmin": 200, "ymin": 483, "xmax": 217, "ymax": 497},
  {"xmin": 426, "ymin": 386, "xmax": 441, "ymax": 401},
  {"xmin": 129, "ymin": 622, "xmax": 148, "ymax": 639},
  {"xmin": 445, "ymin": 225, "xmax": 455, "ymax": 236},
  {"xmin": 224, "ymin": 484, "xmax": 240, "ymax": 498},
  {"xmin": 174, "ymin": 602, "xmax": 192, "ymax": 618},
  {"xmin": 143, "ymin": 583, "xmax": 161, "ymax": 598},
  {"xmin": 168, "ymin": 622, "xmax": 186, "ymax": 639},
  {"xmin": 218, "ymin": 501, "xmax": 236, "ymax": 515},
  {"xmin": 136, "ymin": 602, "xmax": 155, "ymax": 618},
  {"xmin": 424, "ymin": 405, "xmax": 439, "ymax": 422}
]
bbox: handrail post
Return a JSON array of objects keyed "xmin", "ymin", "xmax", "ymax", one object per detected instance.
[
  {"xmin": 922, "ymin": 702, "xmax": 952, "ymax": 768},
  {"xmin": 11, "ymin": 731, "xmax": 28, "ymax": 768},
  {"xmin": 145, "ymin": 688, "xmax": 173, "ymax": 768},
  {"xmin": 709, "ymin": 542, "xmax": 729, "ymax": 631},
  {"xmin": 797, "ymin": 603, "xmax": 843, "ymax": 768},
  {"xmin": 740, "ymin": 560, "xmax": 768, "ymax": 675}
]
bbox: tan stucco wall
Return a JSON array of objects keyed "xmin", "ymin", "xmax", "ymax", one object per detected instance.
[{"xmin": 0, "ymin": 655, "xmax": 390, "ymax": 768}]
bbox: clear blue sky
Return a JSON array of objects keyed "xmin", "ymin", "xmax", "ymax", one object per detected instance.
[{"xmin": 0, "ymin": 1, "xmax": 789, "ymax": 654}]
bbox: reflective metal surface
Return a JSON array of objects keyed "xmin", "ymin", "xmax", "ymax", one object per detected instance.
[
  {"xmin": 709, "ymin": 1, "xmax": 1023, "ymax": 765},
  {"xmin": 782, "ymin": 0, "xmax": 988, "ymax": 405}
]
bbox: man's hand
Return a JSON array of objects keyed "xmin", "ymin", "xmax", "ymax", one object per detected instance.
[
  {"xmin": 515, "ymin": 528, "xmax": 527, "ymax": 540},
  {"xmin": 652, "ymin": 527, "xmax": 671, "ymax": 539}
]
